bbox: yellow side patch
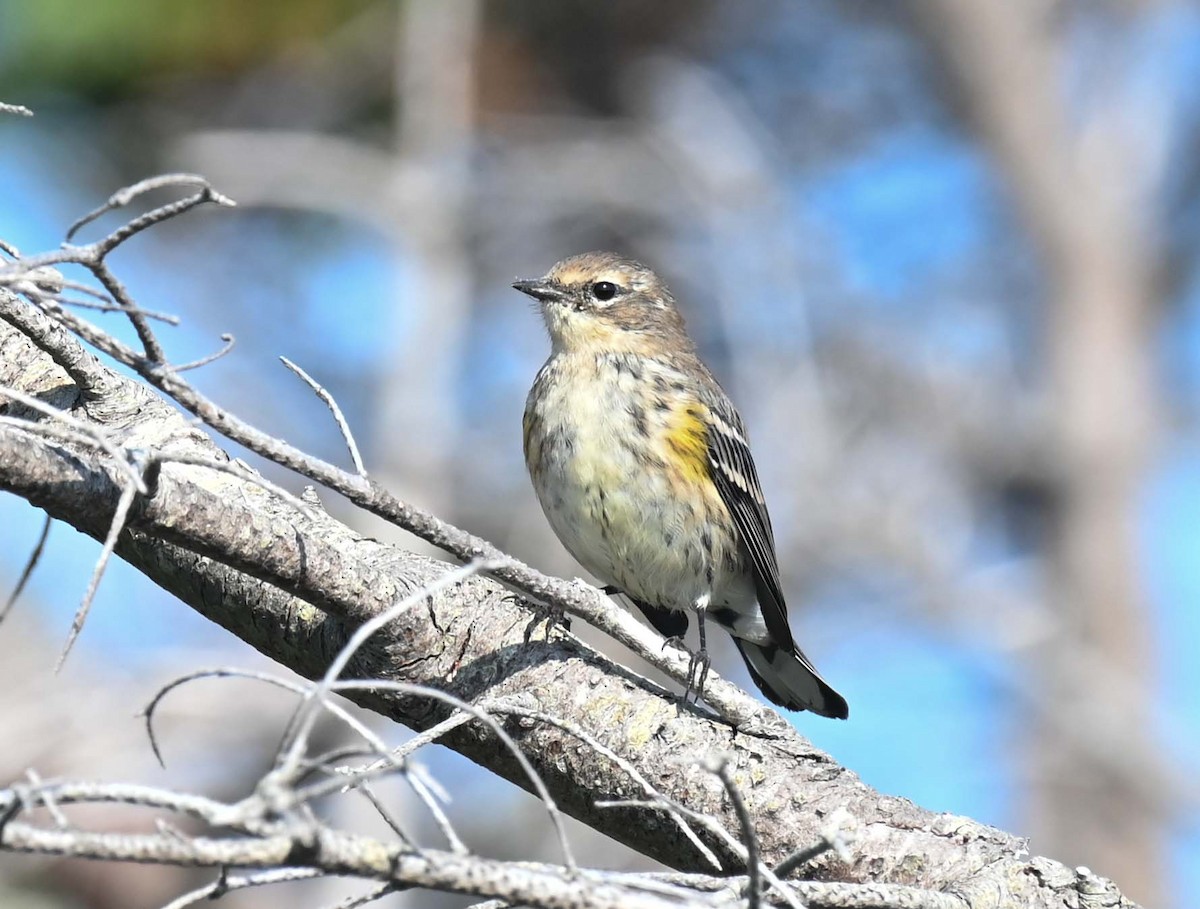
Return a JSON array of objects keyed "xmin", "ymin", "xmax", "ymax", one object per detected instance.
[{"xmin": 663, "ymin": 402, "xmax": 711, "ymax": 484}]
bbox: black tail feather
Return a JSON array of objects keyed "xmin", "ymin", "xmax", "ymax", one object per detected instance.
[{"xmin": 733, "ymin": 639, "xmax": 849, "ymax": 719}]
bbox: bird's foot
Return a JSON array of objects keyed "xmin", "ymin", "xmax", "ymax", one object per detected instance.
[
  {"xmin": 685, "ymin": 648, "xmax": 712, "ymax": 705},
  {"xmin": 662, "ymin": 636, "xmax": 710, "ymax": 705},
  {"xmin": 523, "ymin": 600, "xmax": 571, "ymax": 643}
]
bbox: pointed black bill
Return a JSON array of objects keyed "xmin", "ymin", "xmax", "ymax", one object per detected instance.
[{"xmin": 512, "ymin": 278, "xmax": 566, "ymax": 303}]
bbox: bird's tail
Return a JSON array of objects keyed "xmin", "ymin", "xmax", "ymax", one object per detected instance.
[{"xmin": 733, "ymin": 639, "xmax": 849, "ymax": 719}]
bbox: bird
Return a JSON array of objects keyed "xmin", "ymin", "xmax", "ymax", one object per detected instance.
[{"xmin": 513, "ymin": 251, "xmax": 848, "ymax": 719}]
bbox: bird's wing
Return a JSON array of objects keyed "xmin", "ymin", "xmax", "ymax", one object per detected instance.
[
  {"xmin": 703, "ymin": 392, "xmax": 794, "ymax": 647},
  {"xmin": 627, "ymin": 595, "xmax": 689, "ymax": 639}
]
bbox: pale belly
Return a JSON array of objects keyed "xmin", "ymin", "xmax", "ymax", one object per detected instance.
[{"xmin": 525, "ymin": 358, "xmax": 754, "ymax": 612}]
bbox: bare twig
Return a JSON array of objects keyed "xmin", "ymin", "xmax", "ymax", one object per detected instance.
[
  {"xmin": 323, "ymin": 883, "xmax": 400, "ymax": 909},
  {"xmin": 160, "ymin": 867, "xmax": 325, "ymax": 909},
  {"xmin": 773, "ymin": 807, "xmax": 854, "ymax": 880},
  {"xmin": 301, "ymin": 680, "xmax": 580, "ymax": 875},
  {"xmin": 170, "ymin": 333, "xmax": 236, "ymax": 372},
  {"xmin": 480, "ymin": 699, "xmax": 722, "ymax": 872},
  {"xmin": 0, "ymin": 817, "xmax": 690, "ymax": 909},
  {"xmin": 273, "ymin": 560, "xmax": 499, "ymax": 781},
  {"xmin": 710, "ymin": 757, "xmax": 760, "ymax": 909},
  {"xmin": 280, "ymin": 356, "xmax": 367, "ymax": 477},
  {"xmin": 20, "ymin": 280, "xmax": 180, "ymax": 324},
  {"xmin": 595, "ymin": 796, "xmax": 802, "ymax": 909},
  {"xmin": 23, "ymin": 770, "xmax": 69, "ymax": 829},
  {"xmin": 88, "ymin": 259, "xmax": 167, "ymax": 363},
  {"xmin": 286, "ymin": 712, "xmax": 474, "ymax": 809},
  {"xmin": 355, "ymin": 781, "xmax": 412, "ymax": 844},
  {"xmin": 1, "ymin": 511, "xmax": 50, "ymax": 622},
  {"xmin": 58, "ymin": 478, "xmax": 139, "ymax": 668},
  {"xmin": 142, "ymin": 667, "xmax": 310, "ymax": 768},
  {"xmin": 45, "ymin": 276, "xmax": 111, "ymax": 302},
  {"xmin": 142, "ymin": 667, "xmax": 382, "ymax": 774},
  {"xmin": 65, "ymin": 174, "xmax": 226, "ymax": 242},
  {"xmin": 0, "ymin": 175, "xmax": 234, "ymax": 365},
  {"xmin": 406, "ymin": 762, "xmax": 468, "ymax": 855}
]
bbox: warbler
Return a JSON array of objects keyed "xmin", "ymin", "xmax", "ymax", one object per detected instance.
[{"xmin": 514, "ymin": 252, "xmax": 848, "ymax": 719}]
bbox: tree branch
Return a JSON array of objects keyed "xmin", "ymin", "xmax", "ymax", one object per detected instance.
[{"xmin": 0, "ymin": 186, "xmax": 1143, "ymax": 909}]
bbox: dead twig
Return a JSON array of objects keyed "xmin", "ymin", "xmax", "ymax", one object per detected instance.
[
  {"xmin": 57, "ymin": 478, "xmax": 138, "ymax": 668},
  {"xmin": 710, "ymin": 756, "xmax": 760, "ymax": 909},
  {"xmin": 280, "ymin": 356, "xmax": 367, "ymax": 477},
  {"xmin": 170, "ymin": 333, "xmax": 236, "ymax": 372},
  {"xmin": 1, "ymin": 511, "xmax": 50, "ymax": 622}
]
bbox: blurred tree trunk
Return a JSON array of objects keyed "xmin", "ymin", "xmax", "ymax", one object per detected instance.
[
  {"xmin": 912, "ymin": 3, "xmax": 1163, "ymax": 905},
  {"xmin": 377, "ymin": 0, "xmax": 480, "ymax": 534}
]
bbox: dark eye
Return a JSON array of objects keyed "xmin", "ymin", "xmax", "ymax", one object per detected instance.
[{"xmin": 591, "ymin": 281, "xmax": 617, "ymax": 301}]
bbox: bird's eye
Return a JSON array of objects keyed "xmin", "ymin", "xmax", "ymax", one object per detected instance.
[{"xmin": 591, "ymin": 281, "xmax": 617, "ymax": 302}]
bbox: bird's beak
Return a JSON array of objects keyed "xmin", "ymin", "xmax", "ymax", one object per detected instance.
[{"xmin": 512, "ymin": 278, "xmax": 565, "ymax": 303}]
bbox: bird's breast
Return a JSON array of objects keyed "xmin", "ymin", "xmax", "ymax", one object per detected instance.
[{"xmin": 523, "ymin": 354, "xmax": 740, "ymax": 608}]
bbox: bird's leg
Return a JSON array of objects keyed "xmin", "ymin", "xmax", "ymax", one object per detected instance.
[{"xmin": 682, "ymin": 594, "xmax": 712, "ymax": 705}]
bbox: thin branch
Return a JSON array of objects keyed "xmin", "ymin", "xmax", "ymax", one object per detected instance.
[
  {"xmin": 1, "ymin": 511, "xmax": 50, "ymax": 622},
  {"xmin": 0, "ymin": 781, "xmax": 232, "ymax": 829},
  {"xmin": 298, "ymin": 679, "xmax": 580, "ymax": 875},
  {"xmin": 142, "ymin": 667, "xmax": 384, "ymax": 776},
  {"xmin": 160, "ymin": 867, "xmax": 325, "ymax": 909},
  {"xmin": 283, "ymin": 711, "xmax": 475, "ymax": 808},
  {"xmin": 2, "ymin": 175, "xmax": 235, "ymax": 364},
  {"xmin": 23, "ymin": 770, "xmax": 69, "ymax": 829},
  {"xmin": 65, "ymin": 174, "xmax": 226, "ymax": 242},
  {"xmin": 280, "ymin": 356, "xmax": 367, "ymax": 477},
  {"xmin": 142, "ymin": 668, "xmax": 310, "ymax": 768},
  {"xmin": 335, "ymin": 711, "xmax": 475, "ymax": 788},
  {"xmin": 0, "ymin": 820, "xmax": 691, "ymax": 909},
  {"xmin": 594, "ymin": 797, "xmax": 802, "ymax": 909},
  {"xmin": 405, "ymin": 762, "xmax": 468, "ymax": 855},
  {"xmin": 57, "ymin": 477, "xmax": 138, "ymax": 668},
  {"xmin": 47, "ymin": 276, "xmax": 113, "ymax": 302},
  {"xmin": 88, "ymin": 259, "xmax": 166, "ymax": 363},
  {"xmin": 711, "ymin": 757, "xmax": 760, "ymax": 909},
  {"xmin": 20, "ymin": 281, "xmax": 181, "ymax": 324},
  {"xmin": 322, "ymin": 883, "xmax": 400, "ymax": 909},
  {"xmin": 273, "ymin": 560, "xmax": 499, "ymax": 781},
  {"xmin": 773, "ymin": 807, "xmax": 854, "ymax": 880},
  {"xmin": 356, "ymin": 781, "xmax": 412, "ymax": 844},
  {"xmin": 479, "ymin": 699, "xmax": 722, "ymax": 872},
  {"xmin": 168, "ymin": 333, "xmax": 236, "ymax": 372}
]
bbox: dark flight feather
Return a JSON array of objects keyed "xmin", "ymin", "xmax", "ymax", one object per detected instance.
[{"xmin": 702, "ymin": 395, "xmax": 793, "ymax": 647}]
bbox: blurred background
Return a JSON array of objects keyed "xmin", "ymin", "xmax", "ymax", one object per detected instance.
[{"xmin": 1, "ymin": 1, "xmax": 1198, "ymax": 907}]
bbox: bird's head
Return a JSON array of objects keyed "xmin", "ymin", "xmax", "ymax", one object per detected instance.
[{"xmin": 513, "ymin": 251, "xmax": 690, "ymax": 355}]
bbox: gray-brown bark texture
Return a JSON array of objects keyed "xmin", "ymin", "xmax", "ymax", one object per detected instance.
[{"xmin": 0, "ymin": 305, "xmax": 1140, "ymax": 909}]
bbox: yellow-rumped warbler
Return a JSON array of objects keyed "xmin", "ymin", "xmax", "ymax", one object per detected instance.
[{"xmin": 514, "ymin": 252, "xmax": 848, "ymax": 719}]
